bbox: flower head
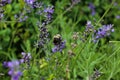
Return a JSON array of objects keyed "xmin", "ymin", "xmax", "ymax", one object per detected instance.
[
  {"xmin": 3, "ymin": 60, "xmax": 22, "ymax": 80},
  {"xmin": 44, "ymin": 6, "xmax": 54, "ymax": 14},
  {"xmin": 81, "ymin": 21, "xmax": 114, "ymax": 42},
  {"xmin": 19, "ymin": 52, "xmax": 32, "ymax": 68},
  {"xmin": 20, "ymin": 52, "xmax": 31, "ymax": 63},
  {"xmin": 44, "ymin": 6, "xmax": 54, "ymax": 21},
  {"xmin": 81, "ymin": 21, "xmax": 94, "ymax": 42},
  {"xmin": 36, "ymin": 22, "xmax": 49, "ymax": 48},
  {"xmin": 93, "ymin": 24, "xmax": 114, "ymax": 42}
]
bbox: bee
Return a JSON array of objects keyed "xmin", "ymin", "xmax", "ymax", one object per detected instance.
[{"xmin": 53, "ymin": 34, "xmax": 62, "ymax": 45}]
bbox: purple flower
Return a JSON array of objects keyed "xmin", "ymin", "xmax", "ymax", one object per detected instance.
[
  {"xmin": 20, "ymin": 52, "xmax": 31, "ymax": 63},
  {"xmin": 44, "ymin": 6, "xmax": 54, "ymax": 20},
  {"xmin": 89, "ymin": 3, "xmax": 96, "ymax": 16},
  {"xmin": 81, "ymin": 21, "xmax": 114, "ymax": 42},
  {"xmin": 24, "ymin": 0, "xmax": 35, "ymax": 5},
  {"xmin": 81, "ymin": 21, "xmax": 95, "ymax": 42},
  {"xmin": 7, "ymin": 0, "xmax": 11, "ymax": 4},
  {"xmin": 86, "ymin": 21, "xmax": 94, "ymax": 32},
  {"xmin": 3, "ymin": 60, "xmax": 22, "ymax": 80},
  {"xmin": 44, "ymin": 6, "xmax": 54, "ymax": 14},
  {"xmin": 116, "ymin": 15, "xmax": 120, "ymax": 19},
  {"xmin": 93, "ymin": 24, "xmax": 114, "ymax": 42},
  {"xmin": 0, "ymin": 0, "xmax": 12, "ymax": 6},
  {"xmin": 33, "ymin": 2, "xmax": 43, "ymax": 8},
  {"xmin": 36, "ymin": 22, "xmax": 49, "ymax": 48}
]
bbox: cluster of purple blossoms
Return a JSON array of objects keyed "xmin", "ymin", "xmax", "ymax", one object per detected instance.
[
  {"xmin": 20, "ymin": 52, "xmax": 31, "ymax": 68},
  {"xmin": 36, "ymin": 22, "xmax": 49, "ymax": 47},
  {"xmin": 14, "ymin": 0, "xmax": 32, "ymax": 22},
  {"xmin": 52, "ymin": 34, "xmax": 66, "ymax": 53},
  {"xmin": 17, "ymin": 0, "xmax": 54, "ymax": 23},
  {"xmin": 81, "ymin": 21, "xmax": 94, "ymax": 41},
  {"xmin": 35, "ymin": 5, "xmax": 54, "ymax": 48},
  {"xmin": 3, "ymin": 60, "xmax": 22, "ymax": 80},
  {"xmin": 20, "ymin": 52, "xmax": 31, "ymax": 63},
  {"xmin": 89, "ymin": 3, "xmax": 96, "ymax": 16},
  {"xmin": 17, "ymin": 0, "xmax": 54, "ymax": 48},
  {"xmin": 44, "ymin": 6, "xmax": 54, "ymax": 23},
  {"xmin": 0, "ymin": 0, "xmax": 12, "ymax": 6},
  {"xmin": 3, "ymin": 52, "xmax": 31, "ymax": 80},
  {"xmin": 85, "ymin": 21, "xmax": 94, "ymax": 32},
  {"xmin": 14, "ymin": 0, "xmax": 39, "ymax": 22},
  {"xmin": 82, "ymin": 21, "xmax": 114, "ymax": 42},
  {"xmin": 93, "ymin": 24, "xmax": 114, "ymax": 42}
]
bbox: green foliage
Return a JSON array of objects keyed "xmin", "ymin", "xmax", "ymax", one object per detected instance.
[{"xmin": 0, "ymin": 0, "xmax": 120, "ymax": 80}]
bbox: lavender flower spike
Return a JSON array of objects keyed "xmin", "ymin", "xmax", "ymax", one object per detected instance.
[
  {"xmin": 3, "ymin": 60, "xmax": 22, "ymax": 80},
  {"xmin": 86, "ymin": 21, "xmax": 94, "ymax": 32},
  {"xmin": 20, "ymin": 52, "xmax": 31, "ymax": 63},
  {"xmin": 44, "ymin": 6, "xmax": 54, "ymax": 20},
  {"xmin": 93, "ymin": 24, "xmax": 114, "ymax": 42}
]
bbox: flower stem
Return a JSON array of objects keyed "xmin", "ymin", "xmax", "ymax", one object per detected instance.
[{"xmin": 96, "ymin": 0, "xmax": 116, "ymax": 26}]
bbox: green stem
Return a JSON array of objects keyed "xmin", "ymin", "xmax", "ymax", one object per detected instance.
[
  {"xmin": 72, "ymin": 0, "xmax": 116, "ymax": 73},
  {"xmin": 96, "ymin": 0, "xmax": 115, "ymax": 26}
]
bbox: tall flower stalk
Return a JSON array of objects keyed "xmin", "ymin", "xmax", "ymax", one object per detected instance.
[{"xmin": 36, "ymin": 5, "xmax": 54, "ymax": 48}]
